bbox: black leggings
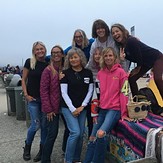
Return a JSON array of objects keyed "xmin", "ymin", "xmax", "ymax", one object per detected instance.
[{"xmin": 129, "ymin": 55, "xmax": 163, "ymax": 100}]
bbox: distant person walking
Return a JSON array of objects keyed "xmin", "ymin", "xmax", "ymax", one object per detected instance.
[
  {"xmin": 22, "ymin": 41, "xmax": 48, "ymax": 162},
  {"xmin": 111, "ymin": 23, "xmax": 163, "ymax": 99}
]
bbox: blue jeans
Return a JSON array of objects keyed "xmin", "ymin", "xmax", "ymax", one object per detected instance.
[
  {"xmin": 84, "ymin": 109, "xmax": 120, "ymax": 163},
  {"xmin": 41, "ymin": 113, "xmax": 59, "ymax": 163},
  {"xmin": 26, "ymin": 98, "xmax": 46, "ymax": 145},
  {"xmin": 61, "ymin": 107, "xmax": 87, "ymax": 163}
]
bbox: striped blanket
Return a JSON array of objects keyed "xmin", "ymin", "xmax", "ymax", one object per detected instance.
[{"xmin": 111, "ymin": 112, "xmax": 163, "ymax": 158}]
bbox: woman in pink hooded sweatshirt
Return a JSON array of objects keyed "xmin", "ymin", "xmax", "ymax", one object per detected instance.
[{"xmin": 84, "ymin": 47, "xmax": 132, "ymax": 163}]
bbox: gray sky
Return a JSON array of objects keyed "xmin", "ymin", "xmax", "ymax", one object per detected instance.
[{"xmin": 1, "ymin": 0, "xmax": 163, "ymax": 66}]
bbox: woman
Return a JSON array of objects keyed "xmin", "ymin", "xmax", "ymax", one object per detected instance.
[
  {"xmin": 84, "ymin": 47, "xmax": 131, "ymax": 163},
  {"xmin": 111, "ymin": 23, "xmax": 163, "ymax": 99},
  {"xmin": 62, "ymin": 29, "xmax": 94, "ymax": 155},
  {"xmin": 61, "ymin": 47, "xmax": 94, "ymax": 163},
  {"xmin": 64, "ymin": 29, "xmax": 94, "ymax": 61},
  {"xmin": 89, "ymin": 19, "xmax": 130, "ymax": 72},
  {"xmin": 22, "ymin": 41, "xmax": 48, "ymax": 162},
  {"xmin": 40, "ymin": 45, "xmax": 64, "ymax": 163},
  {"xmin": 86, "ymin": 47, "xmax": 103, "ymax": 81}
]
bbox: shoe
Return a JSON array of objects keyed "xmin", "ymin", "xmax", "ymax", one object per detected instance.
[
  {"xmin": 33, "ymin": 144, "xmax": 43, "ymax": 162},
  {"xmin": 23, "ymin": 141, "xmax": 31, "ymax": 161}
]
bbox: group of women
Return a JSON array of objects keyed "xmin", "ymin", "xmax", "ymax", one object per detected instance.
[{"xmin": 22, "ymin": 19, "xmax": 163, "ymax": 163}]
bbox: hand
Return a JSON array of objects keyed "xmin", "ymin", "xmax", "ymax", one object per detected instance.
[
  {"xmin": 59, "ymin": 72, "xmax": 65, "ymax": 80},
  {"xmin": 129, "ymin": 66, "xmax": 141, "ymax": 77},
  {"xmin": 72, "ymin": 106, "xmax": 84, "ymax": 117},
  {"xmin": 47, "ymin": 112, "xmax": 56, "ymax": 121},
  {"xmin": 120, "ymin": 48, "xmax": 125, "ymax": 60},
  {"xmin": 122, "ymin": 116, "xmax": 134, "ymax": 122},
  {"xmin": 25, "ymin": 95, "xmax": 36, "ymax": 102}
]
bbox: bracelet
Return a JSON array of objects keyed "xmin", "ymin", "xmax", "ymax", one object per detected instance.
[{"xmin": 24, "ymin": 94, "xmax": 28, "ymax": 97}]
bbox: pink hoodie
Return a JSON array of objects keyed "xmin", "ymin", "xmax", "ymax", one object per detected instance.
[{"xmin": 97, "ymin": 63, "xmax": 128, "ymax": 118}]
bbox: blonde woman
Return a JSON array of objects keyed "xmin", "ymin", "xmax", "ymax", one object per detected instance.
[
  {"xmin": 22, "ymin": 41, "xmax": 48, "ymax": 162},
  {"xmin": 84, "ymin": 47, "xmax": 131, "ymax": 163}
]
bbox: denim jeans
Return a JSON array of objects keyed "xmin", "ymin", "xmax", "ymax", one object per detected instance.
[
  {"xmin": 26, "ymin": 98, "xmax": 46, "ymax": 145},
  {"xmin": 84, "ymin": 109, "xmax": 120, "ymax": 163},
  {"xmin": 41, "ymin": 113, "xmax": 59, "ymax": 163},
  {"xmin": 61, "ymin": 107, "xmax": 87, "ymax": 163}
]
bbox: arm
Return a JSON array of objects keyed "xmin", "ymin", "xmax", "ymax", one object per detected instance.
[
  {"xmin": 61, "ymin": 83, "xmax": 76, "ymax": 112},
  {"xmin": 21, "ymin": 67, "xmax": 34, "ymax": 101},
  {"xmin": 40, "ymin": 68, "xmax": 52, "ymax": 113},
  {"xmin": 82, "ymin": 83, "xmax": 94, "ymax": 107}
]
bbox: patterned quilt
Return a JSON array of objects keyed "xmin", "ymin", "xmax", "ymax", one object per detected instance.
[{"xmin": 108, "ymin": 112, "xmax": 163, "ymax": 162}]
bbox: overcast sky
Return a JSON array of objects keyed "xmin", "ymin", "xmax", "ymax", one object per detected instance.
[{"xmin": 1, "ymin": 0, "xmax": 163, "ymax": 67}]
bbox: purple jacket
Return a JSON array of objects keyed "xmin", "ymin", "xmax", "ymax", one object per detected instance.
[{"xmin": 40, "ymin": 65, "xmax": 60, "ymax": 114}]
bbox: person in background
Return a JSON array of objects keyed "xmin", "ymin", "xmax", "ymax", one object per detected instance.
[
  {"xmin": 40, "ymin": 45, "xmax": 64, "ymax": 163},
  {"xmin": 61, "ymin": 47, "xmax": 93, "ymax": 163},
  {"xmin": 14, "ymin": 65, "xmax": 21, "ymax": 75},
  {"xmin": 22, "ymin": 41, "xmax": 48, "ymax": 162},
  {"xmin": 64, "ymin": 29, "xmax": 94, "ymax": 61},
  {"xmin": 62, "ymin": 29, "xmax": 94, "ymax": 154},
  {"xmin": 86, "ymin": 47, "xmax": 103, "ymax": 81},
  {"xmin": 111, "ymin": 23, "xmax": 163, "ymax": 99},
  {"xmin": 84, "ymin": 47, "xmax": 131, "ymax": 163},
  {"xmin": 89, "ymin": 19, "xmax": 130, "ymax": 72}
]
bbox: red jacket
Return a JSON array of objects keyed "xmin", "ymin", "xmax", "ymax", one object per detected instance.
[{"xmin": 40, "ymin": 66, "xmax": 60, "ymax": 114}]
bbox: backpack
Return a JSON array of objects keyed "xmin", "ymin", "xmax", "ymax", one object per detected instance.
[{"xmin": 138, "ymin": 87, "xmax": 163, "ymax": 115}]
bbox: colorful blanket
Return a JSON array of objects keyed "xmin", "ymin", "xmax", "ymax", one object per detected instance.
[{"xmin": 109, "ymin": 113, "xmax": 163, "ymax": 161}]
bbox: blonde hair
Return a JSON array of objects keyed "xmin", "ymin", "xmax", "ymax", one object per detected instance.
[
  {"xmin": 63, "ymin": 47, "xmax": 87, "ymax": 70},
  {"xmin": 100, "ymin": 47, "xmax": 117, "ymax": 68},
  {"xmin": 72, "ymin": 29, "xmax": 89, "ymax": 49},
  {"xmin": 30, "ymin": 41, "xmax": 47, "ymax": 69}
]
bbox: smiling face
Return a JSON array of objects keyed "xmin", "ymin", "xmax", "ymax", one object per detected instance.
[
  {"xmin": 51, "ymin": 47, "xmax": 63, "ymax": 63},
  {"xmin": 33, "ymin": 44, "xmax": 46, "ymax": 60},
  {"xmin": 96, "ymin": 27, "xmax": 106, "ymax": 39},
  {"xmin": 69, "ymin": 53, "xmax": 81, "ymax": 68},
  {"xmin": 74, "ymin": 31, "xmax": 83, "ymax": 47},
  {"xmin": 111, "ymin": 26, "xmax": 124, "ymax": 43},
  {"xmin": 103, "ymin": 49, "xmax": 116, "ymax": 69},
  {"xmin": 93, "ymin": 48, "xmax": 102, "ymax": 64}
]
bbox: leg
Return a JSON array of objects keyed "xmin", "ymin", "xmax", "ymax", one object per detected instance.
[
  {"xmin": 129, "ymin": 66, "xmax": 150, "ymax": 96},
  {"xmin": 41, "ymin": 114, "xmax": 59, "ymax": 163},
  {"xmin": 86, "ymin": 104, "xmax": 93, "ymax": 137},
  {"xmin": 61, "ymin": 114, "xmax": 70, "ymax": 154},
  {"xmin": 92, "ymin": 110, "xmax": 120, "ymax": 163},
  {"xmin": 73, "ymin": 110, "xmax": 87, "ymax": 162},
  {"xmin": 26, "ymin": 100, "xmax": 42, "ymax": 144},
  {"xmin": 61, "ymin": 107, "xmax": 81, "ymax": 163},
  {"xmin": 84, "ymin": 109, "xmax": 107, "ymax": 163},
  {"xmin": 153, "ymin": 55, "xmax": 163, "ymax": 99},
  {"xmin": 23, "ymin": 100, "xmax": 41, "ymax": 161}
]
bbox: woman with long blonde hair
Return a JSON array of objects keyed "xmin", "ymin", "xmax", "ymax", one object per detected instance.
[{"xmin": 22, "ymin": 41, "xmax": 48, "ymax": 162}]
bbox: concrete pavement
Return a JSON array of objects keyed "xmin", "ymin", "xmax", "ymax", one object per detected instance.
[{"xmin": 0, "ymin": 82, "xmax": 65, "ymax": 163}]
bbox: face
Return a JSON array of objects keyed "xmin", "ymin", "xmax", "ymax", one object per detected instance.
[
  {"xmin": 33, "ymin": 44, "xmax": 46, "ymax": 59},
  {"xmin": 74, "ymin": 31, "xmax": 83, "ymax": 46},
  {"xmin": 51, "ymin": 47, "xmax": 63, "ymax": 63},
  {"xmin": 103, "ymin": 50, "xmax": 116, "ymax": 68},
  {"xmin": 69, "ymin": 53, "xmax": 81, "ymax": 68},
  {"xmin": 93, "ymin": 49, "xmax": 101, "ymax": 63},
  {"xmin": 96, "ymin": 27, "xmax": 106, "ymax": 38},
  {"xmin": 111, "ymin": 27, "xmax": 124, "ymax": 43}
]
